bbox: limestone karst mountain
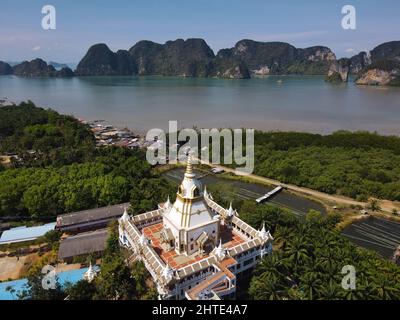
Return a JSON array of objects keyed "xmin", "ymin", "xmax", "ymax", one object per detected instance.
[
  {"xmin": 2, "ymin": 39, "xmax": 399, "ymax": 85},
  {"xmin": 0, "ymin": 61, "xmax": 13, "ymax": 75},
  {"xmin": 355, "ymin": 41, "xmax": 400, "ymax": 86},
  {"xmin": 11, "ymin": 58, "xmax": 73, "ymax": 77},
  {"xmin": 218, "ymin": 40, "xmax": 336, "ymax": 75}
]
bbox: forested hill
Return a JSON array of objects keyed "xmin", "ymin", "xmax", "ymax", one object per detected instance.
[
  {"xmin": 0, "ymin": 101, "xmax": 96, "ymax": 167},
  {"xmin": 254, "ymin": 131, "xmax": 400, "ymax": 154},
  {"xmin": 0, "ymin": 102, "xmax": 176, "ymax": 219},
  {"xmin": 253, "ymin": 131, "xmax": 400, "ymax": 201},
  {"xmin": 0, "ymin": 147, "xmax": 174, "ymax": 219}
]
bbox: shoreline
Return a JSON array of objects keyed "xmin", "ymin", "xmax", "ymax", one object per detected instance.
[{"xmin": 1, "ymin": 74, "xmax": 400, "ymax": 136}]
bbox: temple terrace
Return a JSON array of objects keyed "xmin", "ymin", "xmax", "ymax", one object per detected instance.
[{"xmin": 118, "ymin": 156, "xmax": 273, "ymax": 300}]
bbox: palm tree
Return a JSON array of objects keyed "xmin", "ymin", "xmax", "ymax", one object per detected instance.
[
  {"xmin": 345, "ymin": 244, "xmax": 362, "ymax": 265},
  {"xmin": 299, "ymin": 272, "xmax": 323, "ymax": 300},
  {"xmin": 249, "ymin": 274, "xmax": 286, "ymax": 300},
  {"xmin": 255, "ymin": 253, "xmax": 285, "ymax": 278},
  {"xmin": 286, "ymin": 287, "xmax": 305, "ymax": 300},
  {"xmin": 323, "ymin": 263, "xmax": 341, "ymax": 283},
  {"xmin": 315, "ymin": 248, "xmax": 337, "ymax": 272},
  {"xmin": 371, "ymin": 274, "xmax": 399, "ymax": 299},
  {"xmin": 344, "ymin": 271, "xmax": 379, "ymax": 300},
  {"xmin": 318, "ymin": 280, "xmax": 343, "ymax": 300},
  {"xmin": 275, "ymin": 226, "xmax": 292, "ymax": 250},
  {"xmin": 286, "ymin": 236, "xmax": 311, "ymax": 273}
]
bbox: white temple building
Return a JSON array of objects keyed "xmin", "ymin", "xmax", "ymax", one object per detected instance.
[
  {"xmin": 83, "ymin": 262, "xmax": 98, "ymax": 283},
  {"xmin": 118, "ymin": 156, "xmax": 273, "ymax": 300}
]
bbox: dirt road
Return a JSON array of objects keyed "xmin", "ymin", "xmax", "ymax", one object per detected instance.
[{"xmin": 199, "ymin": 160, "xmax": 400, "ymax": 213}]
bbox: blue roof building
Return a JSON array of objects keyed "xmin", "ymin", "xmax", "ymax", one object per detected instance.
[{"xmin": 0, "ymin": 222, "xmax": 56, "ymax": 245}]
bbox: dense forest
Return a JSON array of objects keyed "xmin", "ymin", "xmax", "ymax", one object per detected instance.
[
  {"xmin": 250, "ymin": 131, "xmax": 400, "ymax": 201},
  {"xmin": 0, "ymin": 101, "xmax": 96, "ymax": 167},
  {"xmin": 0, "ymin": 102, "xmax": 175, "ymax": 219},
  {"xmin": 248, "ymin": 207, "xmax": 400, "ymax": 300},
  {"xmin": 203, "ymin": 129, "xmax": 400, "ymax": 201},
  {"xmin": 0, "ymin": 146, "xmax": 176, "ymax": 219}
]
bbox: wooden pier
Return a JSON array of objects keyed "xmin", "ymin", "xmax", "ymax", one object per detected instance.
[{"xmin": 256, "ymin": 186, "xmax": 284, "ymax": 204}]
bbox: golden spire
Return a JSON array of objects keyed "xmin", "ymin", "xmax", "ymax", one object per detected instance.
[
  {"xmin": 184, "ymin": 151, "xmax": 195, "ymax": 179},
  {"xmin": 185, "ymin": 153, "xmax": 193, "ymax": 175}
]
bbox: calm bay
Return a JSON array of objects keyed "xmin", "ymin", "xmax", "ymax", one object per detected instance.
[{"xmin": 1, "ymin": 75, "xmax": 400, "ymax": 134}]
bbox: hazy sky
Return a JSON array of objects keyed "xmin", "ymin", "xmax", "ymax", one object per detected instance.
[{"xmin": 0, "ymin": 0, "xmax": 399, "ymax": 63}]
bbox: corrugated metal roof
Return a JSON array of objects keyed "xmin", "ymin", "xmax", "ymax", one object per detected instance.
[
  {"xmin": 57, "ymin": 203, "xmax": 129, "ymax": 227},
  {"xmin": 0, "ymin": 222, "xmax": 56, "ymax": 244},
  {"xmin": 58, "ymin": 229, "xmax": 109, "ymax": 260}
]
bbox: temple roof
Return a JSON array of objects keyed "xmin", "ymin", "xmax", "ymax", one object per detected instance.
[
  {"xmin": 177, "ymin": 154, "xmax": 203, "ymax": 199},
  {"xmin": 164, "ymin": 198, "xmax": 216, "ymax": 229},
  {"xmin": 163, "ymin": 155, "xmax": 217, "ymax": 229}
]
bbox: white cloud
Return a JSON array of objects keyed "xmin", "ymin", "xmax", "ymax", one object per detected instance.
[
  {"xmin": 345, "ymin": 48, "xmax": 355, "ymax": 53},
  {"xmin": 32, "ymin": 46, "xmax": 41, "ymax": 51}
]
